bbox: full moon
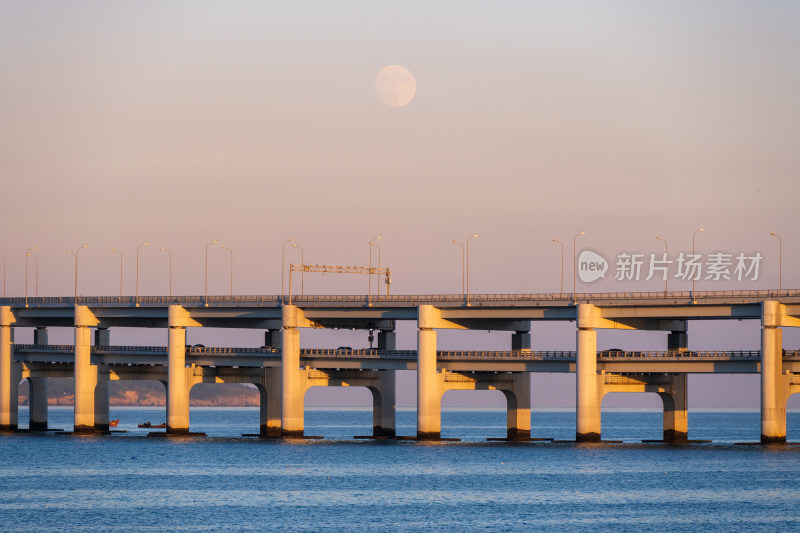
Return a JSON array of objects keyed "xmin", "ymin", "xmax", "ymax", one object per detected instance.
[{"xmin": 375, "ymin": 65, "xmax": 416, "ymax": 108}]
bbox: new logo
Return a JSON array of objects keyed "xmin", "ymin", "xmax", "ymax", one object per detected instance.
[{"xmin": 578, "ymin": 250, "xmax": 608, "ymax": 283}]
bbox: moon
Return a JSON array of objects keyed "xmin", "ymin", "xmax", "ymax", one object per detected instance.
[{"xmin": 375, "ymin": 65, "xmax": 416, "ymax": 108}]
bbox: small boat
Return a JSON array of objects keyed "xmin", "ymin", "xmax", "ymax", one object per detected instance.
[
  {"xmin": 109, "ymin": 419, "xmax": 120, "ymax": 427},
  {"xmin": 138, "ymin": 421, "xmax": 166, "ymax": 429}
]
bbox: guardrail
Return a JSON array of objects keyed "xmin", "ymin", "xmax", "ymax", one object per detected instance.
[
  {"xmin": 1, "ymin": 289, "xmax": 798, "ymax": 307},
  {"xmin": 14, "ymin": 345, "xmax": 799, "ymax": 361}
]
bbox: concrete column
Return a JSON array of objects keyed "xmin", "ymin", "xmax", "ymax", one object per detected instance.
[
  {"xmin": 417, "ymin": 322, "xmax": 441, "ymax": 440},
  {"xmin": 378, "ymin": 330, "xmax": 396, "ymax": 351},
  {"xmin": 74, "ymin": 306, "xmax": 98, "ymax": 433},
  {"xmin": 668, "ymin": 331, "xmax": 688, "ymax": 352},
  {"xmin": 94, "ymin": 327, "xmax": 110, "ymax": 347},
  {"xmin": 373, "ymin": 370, "xmax": 396, "ymax": 437},
  {"xmin": 511, "ymin": 331, "xmax": 531, "ymax": 351},
  {"xmin": 167, "ymin": 319, "xmax": 189, "ymax": 433},
  {"xmin": 265, "ymin": 329, "xmax": 282, "ymax": 349},
  {"xmin": 506, "ymin": 373, "xmax": 531, "ymax": 440},
  {"xmin": 281, "ymin": 305, "xmax": 304, "ymax": 437},
  {"xmin": 94, "ymin": 365, "xmax": 110, "ymax": 431},
  {"xmin": 576, "ymin": 307, "xmax": 600, "ymax": 441},
  {"xmin": 260, "ymin": 368, "xmax": 281, "ymax": 437},
  {"xmin": 761, "ymin": 301, "xmax": 785, "ymax": 443},
  {"xmin": 29, "ymin": 377, "xmax": 49, "ymax": 431},
  {"xmin": 33, "ymin": 327, "xmax": 49, "ymax": 346},
  {"xmin": 661, "ymin": 374, "xmax": 688, "ymax": 442},
  {"xmin": 0, "ymin": 307, "xmax": 17, "ymax": 431}
]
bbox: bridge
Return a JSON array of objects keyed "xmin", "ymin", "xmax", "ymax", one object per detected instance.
[{"xmin": 1, "ymin": 289, "xmax": 799, "ymax": 443}]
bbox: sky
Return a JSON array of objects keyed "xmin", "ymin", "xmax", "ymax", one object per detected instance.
[{"xmin": 2, "ymin": 1, "xmax": 799, "ymax": 408}]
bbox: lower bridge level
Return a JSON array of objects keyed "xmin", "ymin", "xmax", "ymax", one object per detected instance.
[{"xmin": 5, "ymin": 343, "xmax": 800, "ymax": 443}]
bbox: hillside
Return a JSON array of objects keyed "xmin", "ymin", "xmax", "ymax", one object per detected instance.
[{"xmin": 18, "ymin": 379, "xmax": 260, "ymax": 407}]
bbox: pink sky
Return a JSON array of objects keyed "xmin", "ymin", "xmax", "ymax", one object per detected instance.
[{"xmin": 2, "ymin": 2, "xmax": 798, "ymax": 407}]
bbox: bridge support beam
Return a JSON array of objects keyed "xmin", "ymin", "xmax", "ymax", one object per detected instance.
[
  {"xmin": 0, "ymin": 307, "xmax": 18, "ymax": 431},
  {"xmin": 576, "ymin": 304, "xmax": 600, "ymax": 442},
  {"xmin": 28, "ymin": 377, "xmax": 49, "ymax": 431},
  {"xmin": 167, "ymin": 305, "xmax": 192, "ymax": 434},
  {"xmin": 74, "ymin": 306, "xmax": 98, "ymax": 433},
  {"xmin": 761, "ymin": 301, "xmax": 786, "ymax": 443},
  {"xmin": 417, "ymin": 319, "xmax": 441, "ymax": 439},
  {"xmin": 34, "ymin": 327, "xmax": 49, "ymax": 346},
  {"xmin": 281, "ymin": 305, "xmax": 304, "ymax": 437}
]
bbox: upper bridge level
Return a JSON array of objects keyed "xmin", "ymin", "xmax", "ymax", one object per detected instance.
[{"xmin": 2, "ymin": 289, "xmax": 799, "ymax": 330}]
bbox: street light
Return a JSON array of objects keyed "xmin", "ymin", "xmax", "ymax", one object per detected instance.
[
  {"xmin": 0, "ymin": 256, "xmax": 5, "ymax": 298},
  {"xmin": 160, "ymin": 248, "xmax": 172, "ymax": 298},
  {"xmin": 135, "ymin": 241, "xmax": 150, "ymax": 306},
  {"xmin": 205, "ymin": 239, "xmax": 219, "ymax": 306},
  {"xmin": 25, "ymin": 246, "xmax": 38, "ymax": 307},
  {"xmin": 656, "ymin": 235, "xmax": 668, "ymax": 293},
  {"xmin": 27, "ymin": 253, "xmax": 39, "ymax": 297},
  {"xmin": 292, "ymin": 243, "xmax": 304, "ymax": 296},
  {"xmin": 692, "ymin": 228, "xmax": 704, "ymax": 297},
  {"xmin": 770, "ymin": 232, "xmax": 782, "ymax": 292},
  {"xmin": 111, "ymin": 249, "xmax": 123, "ymax": 298},
  {"xmin": 573, "ymin": 231, "xmax": 585, "ymax": 300},
  {"xmin": 466, "ymin": 233, "xmax": 478, "ymax": 306},
  {"xmin": 552, "ymin": 238, "xmax": 563, "ymax": 297},
  {"xmin": 370, "ymin": 241, "xmax": 381, "ymax": 297},
  {"xmin": 221, "ymin": 245, "xmax": 234, "ymax": 297},
  {"xmin": 369, "ymin": 235, "xmax": 382, "ymax": 300},
  {"xmin": 281, "ymin": 237, "xmax": 294, "ymax": 303},
  {"xmin": 65, "ymin": 244, "xmax": 88, "ymax": 302},
  {"xmin": 451, "ymin": 240, "xmax": 465, "ymax": 297}
]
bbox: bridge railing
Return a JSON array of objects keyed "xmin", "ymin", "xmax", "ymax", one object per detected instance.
[{"xmin": 2, "ymin": 289, "xmax": 798, "ymax": 307}]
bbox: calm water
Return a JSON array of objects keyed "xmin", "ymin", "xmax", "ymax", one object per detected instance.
[{"xmin": 2, "ymin": 408, "xmax": 800, "ymax": 532}]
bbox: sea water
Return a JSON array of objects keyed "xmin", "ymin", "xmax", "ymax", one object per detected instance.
[{"xmin": 1, "ymin": 407, "xmax": 800, "ymax": 532}]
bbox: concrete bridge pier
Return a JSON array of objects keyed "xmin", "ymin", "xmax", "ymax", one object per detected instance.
[
  {"xmin": 417, "ymin": 306, "xmax": 441, "ymax": 440},
  {"xmin": 576, "ymin": 305, "xmax": 600, "ymax": 441},
  {"xmin": 28, "ymin": 377, "xmax": 49, "ymax": 431},
  {"xmin": 281, "ymin": 305, "xmax": 304, "ymax": 437},
  {"xmin": 0, "ymin": 307, "xmax": 19, "ymax": 431},
  {"xmin": 167, "ymin": 305, "xmax": 195, "ymax": 434},
  {"xmin": 378, "ymin": 330, "xmax": 396, "ymax": 351},
  {"xmin": 259, "ymin": 368, "xmax": 282, "ymax": 437},
  {"xmin": 659, "ymin": 374, "xmax": 688, "ymax": 442},
  {"xmin": 73, "ymin": 305, "xmax": 99, "ymax": 433},
  {"xmin": 504, "ymin": 373, "xmax": 532, "ymax": 441},
  {"xmin": 761, "ymin": 301, "xmax": 787, "ymax": 443},
  {"xmin": 512, "ymin": 331, "xmax": 531, "ymax": 351},
  {"xmin": 373, "ymin": 370, "xmax": 396, "ymax": 437}
]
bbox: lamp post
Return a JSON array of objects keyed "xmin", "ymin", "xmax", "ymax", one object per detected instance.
[
  {"xmin": 135, "ymin": 241, "xmax": 150, "ymax": 306},
  {"xmin": 770, "ymin": 232, "xmax": 782, "ymax": 292},
  {"xmin": 552, "ymin": 238, "xmax": 563, "ymax": 297},
  {"xmin": 221, "ymin": 245, "xmax": 234, "ymax": 297},
  {"xmin": 0, "ymin": 256, "xmax": 5, "ymax": 297},
  {"xmin": 160, "ymin": 248, "xmax": 172, "ymax": 298},
  {"xmin": 692, "ymin": 228, "xmax": 704, "ymax": 297},
  {"xmin": 29, "ymin": 253, "xmax": 38, "ymax": 297},
  {"xmin": 25, "ymin": 246, "xmax": 38, "ymax": 307},
  {"xmin": 281, "ymin": 237, "xmax": 294, "ymax": 303},
  {"xmin": 370, "ymin": 241, "xmax": 381, "ymax": 298},
  {"xmin": 65, "ymin": 244, "xmax": 88, "ymax": 302},
  {"xmin": 451, "ymin": 240, "xmax": 465, "ymax": 297},
  {"xmin": 466, "ymin": 233, "xmax": 478, "ymax": 306},
  {"xmin": 573, "ymin": 231, "xmax": 585, "ymax": 301},
  {"xmin": 291, "ymin": 243, "xmax": 304, "ymax": 297},
  {"xmin": 205, "ymin": 239, "xmax": 218, "ymax": 306},
  {"xmin": 111, "ymin": 249, "xmax": 123, "ymax": 298},
  {"xmin": 656, "ymin": 235, "xmax": 668, "ymax": 293},
  {"xmin": 369, "ymin": 235, "xmax": 382, "ymax": 300}
]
